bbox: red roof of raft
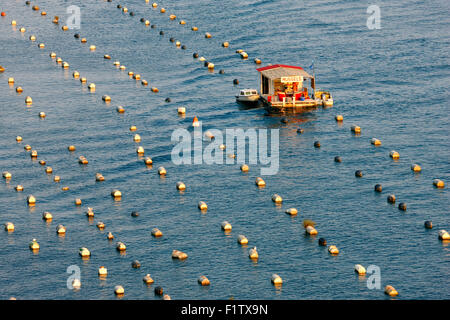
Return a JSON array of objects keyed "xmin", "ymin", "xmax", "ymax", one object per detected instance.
[
  {"xmin": 257, "ymin": 64, "xmax": 313, "ymax": 79},
  {"xmin": 256, "ymin": 64, "xmax": 304, "ymax": 72}
]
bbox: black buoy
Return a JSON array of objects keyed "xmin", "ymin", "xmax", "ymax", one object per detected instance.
[
  {"xmin": 318, "ymin": 238, "xmax": 327, "ymax": 246},
  {"xmin": 233, "ymin": 79, "xmax": 239, "ymax": 85},
  {"xmin": 374, "ymin": 184, "xmax": 382, "ymax": 192},
  {"xmin": 151, "ymin": 24, "xmax": 156, "ymax": 29},
  {"xmin": 140, "ymin": 18, "xmax": 145, "ymax": 22},
  {"xmin": 398, "ymin": 203, "xmax": 407, "ymax": 211},
  {"xmin": 181, "ymin": 45, "xmax": 186, "ymax": 50},
  {"xmin": 193, "ymin": 52, "xmax": 199, "ymax": 58},
  {"xmin": 131, "ymin": 211, "xmax": 139, "ymax": 217},
  {"xmin": 355, "ymin": 170, "xmax": 363, "ymax": 178},
  {"xmin": 159, "ymin": 30, "xmax": 164, "ymax": 35},
  {"xmin": 314, "ymin": 141, "xmax": 321, "ymax": 148},
  {"xmin": 169, "ymin": 37, "xmax": 175, "ymax": 43},
  {"xmin": 129, "ymin": 11, "xmax": 134, "ymax": 16},
  {"xmin": 25, "ymin": 1, "xmax": 31, "ymax": 5},
  {"xmin": 165, "ymin": 98, "xmax": 171, "ymax": 103},
  {"xmin": 131, "ymin": 260, "xmax": 141, "ymax": 268},
  {"xmin": 74, "ymin": 33, "xmax": 80, "ymax": 39},
  {"xmin": 334, "ymin": 156, "xmax": 342, "ymax": 163},
  {"xmin": 154, "ymin": 286, "xmax": 163, "ymax": 296},
  {"xmin": 204, "ymin": 61, "xmax": 209, "ymax": 67},
  {"xmin": 219, "ymin": 69, "xmax": 225, "ymax": 74},
  {"xmin": 424, "ymin": 221, "xmax": 432, "ymax": 229},
  {"xmin": 117, "ymin": 4, "xmax": 122, "ymax": 8},
  {"xmin": 387, "ymin": 194, "xmax": 396, "ymax": 204},
  {"xmin": 297, "ymin": 128, "xmax": 304, "ymax": 134}
]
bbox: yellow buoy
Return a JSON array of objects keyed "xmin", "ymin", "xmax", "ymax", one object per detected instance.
[
  {"xmin": 38, "ymin": 43, "xmax": 45, "ymax": 49},
  {"xmin": 172, "ymin": 250, "xmax": 188, "ymax": 260},
  {"xmin": 271, "ymin": 274, "xmax": 283, "ymax": 285},
  {"xmin": 19, "ymin": 27, "xmax": 26, "ymax": 33},
  {"xmin": 56, "ymin": 224, "xmax": 66, "ymax": 234},
  {"xmin": 198, "ymin": 201, "xmax": 207, "ymax": 211},
  {"xmin": 104, "ymin": 54, "xmax": 111, "ymax": 59},
  {"xmin": 205, "ymin": 32, "xmax": 212, "ymax": 38},
  {"xmin": 98, "ymin": 266, "xmax": 108, "ymax": 276},
  {"xmin": 384, "ymin": 285, "xmax": 398, "ymax": 297},
  {"xmin": 4, "ymin": 222, "xmax": 15, "ymax": 232},
  {"xmin": 272, "ymin": 194, "xmax": 283, "ymax": 203},
  {"xmin": 151, "ymin": 228, "xmax": 163, "ymax": 237},
  {"xmin": 85, "ymin": 207, "xmax": 94, "ymax": 217},
  {"xmin": 68, "ymin": 145, "xmax": 76, "ymax": 151},
  {"xmin": 45, "ymin": 166, "xmax": 52, "ymax": 173},
  {"xmin": 29, "ymin": 239, "xmax": 39, "ymax": 250},
  {"xmin": 198, "ymin": 276, "xmax": 210, "ymax": 286},
  {"xmin": 160, "ymin": 8, "xmax": 166, "ymax": 13},
  {"xmin": 29, "ymin": 35, "xmax": 36, "ymax": 41},
  {"xmin": 75, "ymin": 198, "xmax": 82, "ymax": 206},
  {"xmin": 221, "ymin": 221, "xmax": 232, "ymax": 231},
  {"xmin": 2, "ymin": 171, "xmax": 12, "ymax": 179},
  {"xmin": 176, "ymin": 182, "xmax": 186, "ymax": 191},
  {"xmin": 129, "ymin": 125, "xmax": 137, "ymax": 131},
  {"xmin": 42, "ymin": 211, "xmax": 53, "ymax": 221},
  {"xmin": 240, "ymin": 164, "xmax": 249, "ymax": 172},
  {"xmin": 158, "ymin": 166, "xmax": 166, "ymax": 175},
  {"xmin": 114, "ymin": 285, "xmax": 124, "ymax": 295},
  {"xmin": 111, "ymin": 189, "xmax": 122, "ymax": 199},
  {"xmin": 240, "ymin": 52, "xmax": 248, "ymax": 59},
  {"xmin": 169, "ymin": 14, "xmax": 176, "ymax": 20},
  {"xmin": 61, "ymin": 25, "xmax": 68, "ymax": 31},
  {"xmin": 62, "ymin": 62, "xmax": 69, "ymax": 69},
  {"xmin": 177, "ymin": 107, "xmax": 186, "ymax": 114},
  {"xmin": 411, "ymin": 164, "xmax": 421, "ymax": 172},
  {"xmin": 72, "ymin": 71, "xmax": 80, "ymax": 78},
  {"xmin": 39, "ymin": 112, "xmax": 46, "ymax": 118},
  {"xmin": 53, "ymin": 176, "xmax": 60, "ymax": 182},
  {"xmin": 285, "ymin": 208, "xmax": 298, "ymax": 216},
  {"xmin": 7, "ymin": 77, "xmax": 14, "ymax": 84},
  {"xmin": 116, "ymin": 106, "xmax": 125, "ymax": 113},
  {"xmin": 78, "ymin": 156, "xmax": 88, "ymax": 164},
  {"xmin": 25, "ymin": 96, "xmax": 32, "ymax": 105},
  {"xmin": 179, "ymin": 20, "xmax": 186, "ymax": 25},
  {"xmin": 96, "ymin": 221, "xmax": 105, "ymax": 229},
  {"xmin": 136, "ymin": 146, "xmax": 145, "ymax": 154},
  {"xmin": 328, "ymin": 245, "xmax": 339, "ymax": 255},
  {"xmin": 438, "ymin": 230, "xmax": 450, "ymax": 240},
  {"xmin": 27, "ymin": 195, "xmax": 36, "ymax": 205},
  {"xmin": 351, "ymin": 125, "xmax": 361, "ymax": 133},
  {"xmin": 433, "ymin": 179, "xmax": 445, "ymax": 188},
  {"xmin": 15, "ymin": 185, "xmax": 24, "ymax": 192},
  {"xmin": 335, "ymin": 115, "xmax": 344, "ymax": 121},
  {"xmin": 96, "ymin": 173, "xmax": 105, "ymax": 181},
  {"xmin": 255, "ymin": 177, "xmax": 266, "ymax": 187},
  {"xmin": 141, "ymin": 80, "xmax": 148, "ymax": 86},
  {"xmin": 370, "ymin": 138, "xmax": 381, "ymax": 146},
  {"xmin": 354, "ymin": 264, "xmax": 366, "ymax": 275},
  {"xmin": 222, "ymin": 41, "xmax": 229, "ymax": 48},
  {"xmin": 80, "ymin": 38, "xmax": 87, "ymax": 43},
  {"xmin": 116, "ymin": 242, "xmax": 126, "ymax": 251},
  {"xmin": 102, "ymin": 95, "xmax": 111, "ymax": 102},
  {"xmin": 305, "ymin": 225, "xmax": 318, "ymax": 235},
  {"xmin": 191, "ymin": 26, "xmax": 198, "ymax": 31},
  {"xmin": 237, "ymin": 235, "xmax": 248, "ymax": 245},
  {"xmin": 143, "ymin": 274, "xmax": 154, "ymax": 284},
  {"xmin": 80, "ymin": 77, "xmax": 87, "ymax": 83},
  {"xmin": 107, "ymin": 232, "xmax": 114, "ymax": 240},
  {"xmin": 389, "ymin": 150, "xmax": 400, "ymax": 159},
  {"xmin": 30, "ymin": 150, "xmax": 38, "ymax": 158},
  {"xmin": 11, "ymin": 20, "xmax": 17, "ymax": 26},
  {"xmin": 88, "ymin": 83, "xmax": 96, "ymax": 91},
  {"xmin": 24, "ymin": 144, "xmax": 31, "ymax": 151},
  {"xmin": 144, "ymin": 157, "xmax": 153, "ymax": 165},
  {"xmin": 254, "ymin": 58, "xmax": 262, "ymax": 64},
  {"xmin": 248, "ymin": 247, "xmax": 259, "ymax": 260}
]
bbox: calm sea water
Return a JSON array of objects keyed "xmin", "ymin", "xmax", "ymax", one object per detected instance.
[{"xmin": 0, "ymin": 0, "xmax": 449, "ymax": 300}]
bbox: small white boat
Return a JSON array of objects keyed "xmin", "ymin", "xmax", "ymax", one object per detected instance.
[{"xmin": 236, "ymin": 89, "xmax": 260, "ymax": 103}]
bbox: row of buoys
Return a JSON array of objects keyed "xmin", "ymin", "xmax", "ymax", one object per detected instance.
[{"xmin": 7, "ymin": 5, "xmax": 446, "ymax": 300}]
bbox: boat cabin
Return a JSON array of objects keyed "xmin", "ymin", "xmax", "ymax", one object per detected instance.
[{"xmin": 257, "ymin": 64, "xmax": 319, "ymax": 107}]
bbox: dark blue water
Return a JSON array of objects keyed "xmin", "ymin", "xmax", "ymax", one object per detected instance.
[{"xmin": 0, "ymin": 0, "xmax": 449, "ymax": 300}]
